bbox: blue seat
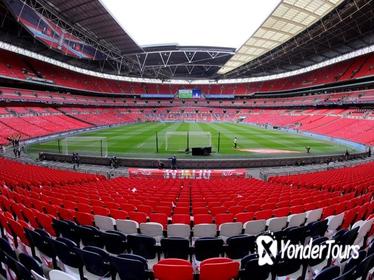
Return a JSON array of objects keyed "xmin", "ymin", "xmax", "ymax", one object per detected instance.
[
  {"xmin": 77, "ymin": 225, "xmax": 104, "ymax": 248},
  {"xmin": 110, "ymin": 254, "xmax": 148, "ymax": 280},
  {"xmin": 160, "ymin": 237, "xmax": 190, "ymax": 260},
  {"xmin": 314, "ymin": 266, "xmax": 340, "ymax": 280},
  {"xmin": 74, "ymin": 247, "xmax": 111, "ymax": 278},
  {"xmin": 127, "ymin": 234, "xmax": 157, "ymax": 260},
  {"xmin": 24, "ymin": 228, "xmax": 57, "ymax": 268},
  {"xmin": 241, "ymin": 253, "xmax": 259, "ymax": 267},
  {"xmin": 306, "ymin": 236, "xmax": 329, "ymax": 267},
  {"xmin": 274, "ymin": 257, "xmax": 302, "ymax": 279},
  {"xmin": 242, "ymin": 258, "xmax": 271, "ymax": 280},
  {"xmin": 341, "ymin": 250, "xmax": 366, "ymax": 274},
  {"xmin": 307, "ymin": 220, "xmax": 328, "ymax": 237},
  {"xmin": 18, "ymin": 253, "xmax": 44, "ymax": 278},
  {"xmin": 51, "ymin": 238, "xmax": 83, "ymax": 279},
  {"xmin": 5, "ymin": 255, "xmax": 34, "ymax": 280},
  {"xmin": 0, "ymin": 237, "xmax": 17, "ymax": 260},
  {"xmin": 52, "ymin": 219, "xmax": 80, "ymax": 245},
  {"xmin": 102, "ymin": 230, "xmax": 127, "ymax": 255},
  {"xmin": 355, "ymin": 253, "xmax": 374, "ymax": 280},
  {"xmin": 226, "ymin": 235, "xmax": 255, "ymax": 259},
  {"xmin": 194, "ymin": 237, "xmax": 224, "ymax": 261}
]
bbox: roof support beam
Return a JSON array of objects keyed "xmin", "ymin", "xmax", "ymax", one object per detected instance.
[{"xmin": 269, "ymin": 15, "xmax": 307, "ymax": 28}]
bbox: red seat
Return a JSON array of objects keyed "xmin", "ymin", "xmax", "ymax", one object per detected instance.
[
  {"xmin": 272, "ymin": 207, "xmax": 289, "ymax": 217},
  {"xmin": 77, "ymin": 203, "xmax": 92, "ymax": 214},
  {"xmin": 110, "ymin": 209, "xmax": 128, "ymax": 220},
  {"xmin": 234, "ymin": 212, "xmax": 254, "ymax": 223},
  {"xmin": 228, "ymin": 206, "xmax": 242, "ymax": 215},
  {"xmin": 172, "ymin": 214, "xmax": 190, "ymax": 225},
  {"xmin": 322, "ymin": 206, "xmax": 335, "ymax": 219},
  {"xmin": 76, "ymin": 212, "xmax": 94, "ymax": 226},
  {"xmin": 8, "ymin": 219, "xmax": 30, "ymax": 247},
  {"xmin": 149, "ymin": 213, "xmax": 168, "ymax": 228},
  {"xmin": 199, "ymin": 258, "xmax": 239, "ymax": 280},
  {"xmin": 21, "ymin": 208, "xmax": 39, "ymax": 228},
  {"xmin": 153, "ymin": 259, "xmax": 193, "ymax": 280},
  {"xmin": 194, "ymin": 214, "xmax": 213, "ymax": 225},
  {"xmin": 289, "ymin": 205, "xmax": 304, "ymax": 214},
  {"xmin": 129, "ymin": 211, "xmax": 148, "ymax": 224},
  {"xmin": 193, "ymin": 207, "xmax": 209, "ymax": 214},
  {"xmin": 92, "ymin": 206, "xmax": 110, "ymax": 216},
  {"xmin": 174, "ymin": 207, "xmax": 190, "ymax": 215},
  {"xmin": 58, "ymin": 207, "xmax": 76, "ymax": 221},
  {"xmin": 154, "ymin": 206, "xmax": 171, "ymax": 216},
  {"xmin": 215, "ymin": 213, "xmax": 234, "ymax": 225},
  {"xmin": 137, "ymin": 205, "xmax": 152, "ymax": 215},
  {"xmin": 210, "ymin": 207, "xmax": 226, "ymax": 215},
  {"xmin": 341, "ymin": 209, "xmax": 356, "ymax": 229},
  {"xmin": 255, "ymin": 210, "xmax": 272, "ymax": 220},
  {"xmin": 36, "ymin": 213, "xmax": 56, "ymax": 236}
]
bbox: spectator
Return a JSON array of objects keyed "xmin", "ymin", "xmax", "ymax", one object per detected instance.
[
  {"xmin": 305, "ymin": 146, "xmax": 311, "ymax": 154},
  {"xmin": 169, "ymin": 155, "xmax": 177, "ymax": 169},
  {"xmin": 72, "ymin": 153, "xmax": 80, "ymax": 169},
  {"xmin": 110, "ymin": 156, "xmax": 118, "ymax": 169}
]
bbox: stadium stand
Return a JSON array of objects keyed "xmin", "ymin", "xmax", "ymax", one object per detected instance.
[
  {"xmin": 0, "ymin": 1, "xmax": 373, "ymax": 279},
  {"xmin": 0, "ymin": 158, "xmax": 372, "ymax": 279},
  {"xmin": 1, "ymin": 49, "xmax": 374, "ymax": 95}
]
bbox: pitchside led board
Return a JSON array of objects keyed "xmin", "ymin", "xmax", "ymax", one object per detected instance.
[{"xmin": 178, "ymin": 89, "xmax": 202, "ymax": 99}]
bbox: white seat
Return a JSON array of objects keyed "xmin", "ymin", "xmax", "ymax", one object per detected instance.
[
  {"xmin": 353, "ymin": 219, "xmax": 373, "ymax": 247},
  {"xmin": 94, "ymin": 215, "xmax": 115, "ymax": 231},
  {"xmin": 116, "ymin": 219, "xmax": 138, "ymax": 235},
  {"xmin": 31, "ymin": 270, "xmax": 48, "ymax": 280},
  {"xmin": 192, "ymin": 223, "xmax": 217, "ymax": 243},
  {"xmin": 219, "ymin": 222, "xmax": 243, "ymax": 242},
  {"xmin": 326, "ymin": 213, "xmax": 344, "ymax": 237},
  {"xmin": 244, "ymin": 220, "xmax": 266, "ymax": 236},
  {"xmin": 49, "ymin": 270, "xmax": 78, "ymax": 280},
  {"xmin": 267, "ymin": 217, "xmax": 287, "ymax": 232},
  {"xmin": 288, "ymin": 213, "xmax": 306, "ymax": 228},
  {"xmin": 305, "ymin": 208, "xmax": 322, "ymax": 225},
  {"xmin": 139, "ymin": 222, "xmax": 164, "ymax": 243},
  {"xmin": 167, "ymin": 224, "xmax": 190, "ymax": 239}
]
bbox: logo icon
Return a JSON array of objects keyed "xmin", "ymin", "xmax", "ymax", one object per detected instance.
[{"xmin": 256, "ymin": 234, "xmax": 278, "ymax": 266}]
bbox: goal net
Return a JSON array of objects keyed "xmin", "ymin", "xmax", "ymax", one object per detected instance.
[
  {"xmin": 61, "ymin": 136, "xmax": 108, "ymax": 157},
  {"xmin": 165, "ymin": 131, "xmax": 211, "ymax": 152}
]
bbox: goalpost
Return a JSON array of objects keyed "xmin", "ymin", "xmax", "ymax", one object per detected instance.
[
  {"xmin": 61, "ymin": 136, "xmax": 108, "ymax": 157},
  {"xmin": 165, "ymin": 131, "xmax": 211, "ymax": 152}
]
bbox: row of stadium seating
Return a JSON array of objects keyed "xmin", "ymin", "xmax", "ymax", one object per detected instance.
[
  {"xmin": 2, "ymin": 86, "xmax": 374, "ymax": 107},
  {"xmin": 1, "ymin": 49, "xmax": 374, "ymax": 95},
  {"xmin": 0, "ymin": 157, "xmax": 373, "ymax": 279}
]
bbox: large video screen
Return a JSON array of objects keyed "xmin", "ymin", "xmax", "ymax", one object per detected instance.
[{"xmin": 178, "ymin": 89, "xmax": 202, "ymax": 99}]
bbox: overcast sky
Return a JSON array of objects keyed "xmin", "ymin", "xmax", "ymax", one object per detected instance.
[{"xmin": 100, "ymin": 0, "xmax": 281, "ymax": 49}]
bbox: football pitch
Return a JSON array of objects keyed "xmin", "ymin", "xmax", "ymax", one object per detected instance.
[{"xmin": 27, "ymin": 122, "xmax": 353, "ymax": 159}]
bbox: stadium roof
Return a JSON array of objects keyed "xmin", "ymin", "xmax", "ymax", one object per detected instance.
[
  {"xmin": 38, "ymin": 0, "xmax": 143, "ymax": 54},
  {"xmin": 0, "ymin": 0, "xmax": 373, "ymax": 81},
  {"xmin": 219, "ymin": 0, "xmax": 345, "ymax": 74}
]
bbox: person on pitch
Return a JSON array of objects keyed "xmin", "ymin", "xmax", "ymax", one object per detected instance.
[{"xmin": 233, "ymin": 137, "xmax": 238, "ymax": 149}]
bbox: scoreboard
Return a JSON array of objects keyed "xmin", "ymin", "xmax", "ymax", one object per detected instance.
[{"xmin": 178, "ymin": 89, "xmax": 202, "ymax": 99}]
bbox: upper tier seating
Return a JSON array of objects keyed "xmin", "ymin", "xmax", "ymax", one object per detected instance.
[{"xmin": 1, "ymin": 49, "xmax": 374, "ymax": 95}]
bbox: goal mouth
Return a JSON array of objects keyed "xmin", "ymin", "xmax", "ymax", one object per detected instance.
[
  {"xmin": 61, "ymin": 136, "xmax": 108, "ymax": 157},
  {"xmin": 165, "ymin": 131, "xmax": 212, "ymax": 152}
]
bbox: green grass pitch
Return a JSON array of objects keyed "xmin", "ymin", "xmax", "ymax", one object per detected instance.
[{"xmin": 27, "ymin": 122, "xmax": 353, "ymax": 159}]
